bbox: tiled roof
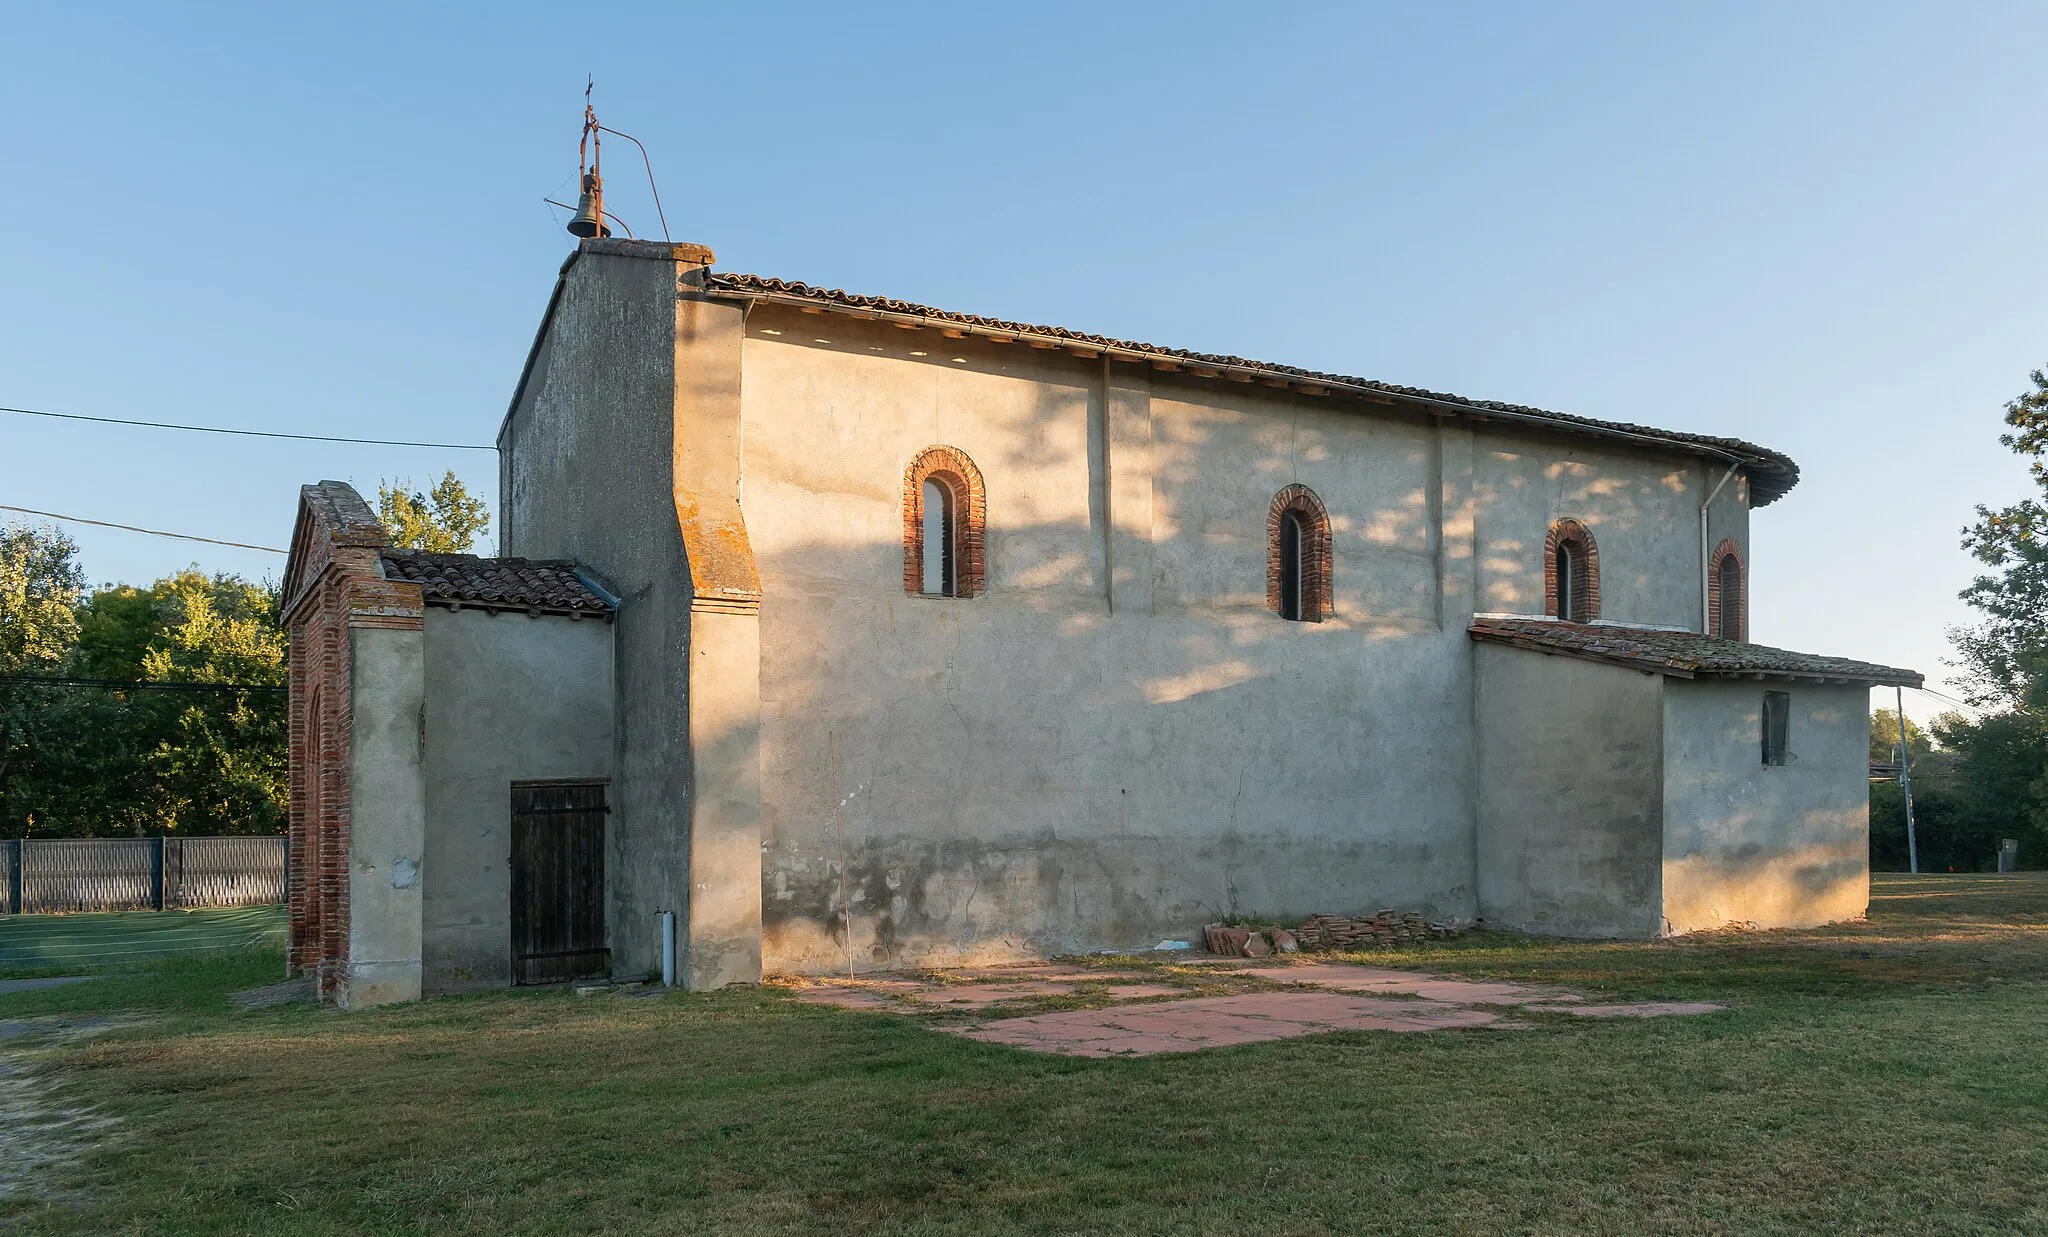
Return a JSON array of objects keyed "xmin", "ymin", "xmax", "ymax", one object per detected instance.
[
  {"xmin": 708, "ymin": 272, "xmax": 1803, "ymax": 506},
  {"xmin": 1468, "ymin": 617, "xmax": 1919, "ymax": 686},
  {"xmin": 379, "ymin": 550, "xmax": 613, "ymax": 615}
]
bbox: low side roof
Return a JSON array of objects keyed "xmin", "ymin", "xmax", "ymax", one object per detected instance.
[
  {"xmin": 379, "ymin": 549, "xmax": 613, "ymax": 616},
  {"xmin": 1468, "ymin": 617, "xmax": 1920, "ymax": 687},
  {"xmin": 709, "ymin": 271, "xmax": 1803, "ymax": 506}
]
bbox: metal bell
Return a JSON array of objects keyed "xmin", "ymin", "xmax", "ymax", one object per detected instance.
[{"xmin": 566, "ymin": 172, "xmax": 610, "ymax": 239}]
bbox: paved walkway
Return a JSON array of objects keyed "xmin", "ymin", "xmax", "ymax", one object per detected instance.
[{"xmin": 777, "ymin": 959, "xmax": 1725, "ymax": 1057}]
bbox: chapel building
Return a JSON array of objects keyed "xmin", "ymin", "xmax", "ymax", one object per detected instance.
[{"xmin": 283, "ymin": 237, "xmax": 1917, "ymax": 1007}]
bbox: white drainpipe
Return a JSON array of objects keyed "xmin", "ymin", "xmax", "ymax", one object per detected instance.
[{"xmin": 659, "ymin": 910, "xmax": 677, "ymax": 988}]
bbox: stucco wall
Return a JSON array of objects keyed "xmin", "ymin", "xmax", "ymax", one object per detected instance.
[
  {"xmin": 739, "ymin": 315, "xmax": 1485, "ymax": 967},
  {"xmin": 498, "ymin": 250, "xmax": 1788, "ymax": 971},
  {"xmin": 1660, "ymin": 680, "xmax": 1869, "ymax": 932},
  {"xmin": 344, "ymin": 624, "xmax": 427, "ymax": 1008},
  {"xmin": 735, "ymin": 302, "xmax": 1750, "ymax": 968},
  {"xmin": 499, "ymin": 246, "xmax": 703, "ymax": 980},
  {"xmin": 1473, "ymin": 643, "xmax": 1666, "ymax": 937},
  {"xmin": 1474, "ymin": 432, "xmax": 1748, "ymax": 630},
  {"xmin": 420, "ymin": 607, "xmax": 614, "ymax": 994}
]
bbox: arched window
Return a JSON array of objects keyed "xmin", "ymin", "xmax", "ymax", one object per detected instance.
[
  {"xmin": 1710, "ymin": 539, "xmax": 1745, "ymax": 640},
  {"xmin": 1545, "ymin": 519, "xmax": 1599, "ymax": 622},
  {"xmin": 1267, "ymin": 485, "xmax": 1331, "ymax": 622},
  {"xmin": 921, "ymin": 479, "xmax": 953, "ymax": 595},
  {"xmin": 903, "ymin": 446, "xmax": 985, "ymax": 598}
]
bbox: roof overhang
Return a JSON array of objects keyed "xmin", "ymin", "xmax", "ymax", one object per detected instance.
[{"xmin": 1468, "ymin": 617, "xmax": 1922, "ymax": 688}]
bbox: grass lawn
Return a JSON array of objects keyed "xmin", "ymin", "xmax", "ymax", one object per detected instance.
[
  {"xmin": 2, "ymin": 875, "xmax": 2045, "ymax": 1235},
  {"xmin": 0, "ymin": 906, "xmax": 286, "ymax": 972}
]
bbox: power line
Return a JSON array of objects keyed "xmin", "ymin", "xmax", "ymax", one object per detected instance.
[
  {"xmin": 1908, "ymin": 685, "xmax": 1986, "ymax": 715},
  {"xmin": 2, "ymin": 403, "xmax": 495, "ymax": 451},
  {"xmin": 0, "ymin": 675, "xmax": 285, "ymax": 695},
  {"xmin": 0, "ymin": 504, "xmax": 285, "ymax": 554}
]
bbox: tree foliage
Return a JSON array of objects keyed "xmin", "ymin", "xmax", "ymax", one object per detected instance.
[
  {"xmin": 378, "ymin": 472, "xmax": 490, "ymax": 554},
  {"xmin": 0, "ymin": 542, "xmax": 287, "ymax": 838},
  {"xmin": 1882, "ymin": 365, "xmax": 2048, "ymax": 871},
  {"xmin": 1955, "ymin": 368, "xmax": 2048, "ymax": 706},
  {"xmin": 0, "ymin": 523, "xmax": 86, "ymax": 674},
  {"xmin": 1866, "ymin": 707, "xmax": 2029, "ymax": 873},
  {"xmin": 0, "ymin": 524, "xmax": 89, "ymax": 806}
]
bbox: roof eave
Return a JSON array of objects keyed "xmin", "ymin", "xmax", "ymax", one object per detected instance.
[{"xmin": 1468, "ymin": 627, "xmax": 1921, "ymax": 688}]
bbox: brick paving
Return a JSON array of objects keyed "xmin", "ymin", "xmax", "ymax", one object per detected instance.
[
  {"xmin": 775, "ymin": 958, "xmax": 1727, "ymax": 1056},
  {"xmin": 1234, "ymin": 963, "xmax": 1577, "ymax": 1005},
  {"xmin": 952, "ymin": 993, "xmax": 1504, "ymax": 1058}
]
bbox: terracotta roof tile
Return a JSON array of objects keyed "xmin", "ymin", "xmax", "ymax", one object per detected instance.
[
  {"xmin": 1468, "ymin": 617, "xmax": 1919, "ymax": 686},
  {"xmin": 709, "ymin": 272, "xmax": 1803, "ymax": 506},
  {"xmin": 379, "ymin": 550, "xmax": 613, "ymax": 615}
]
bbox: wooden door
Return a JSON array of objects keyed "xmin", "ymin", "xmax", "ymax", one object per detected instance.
[{"xmin": 510, "ymin": 781, "xmax": 609, "ymax": 985}]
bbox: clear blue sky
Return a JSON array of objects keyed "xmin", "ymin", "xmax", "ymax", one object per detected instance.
[{"xmin": 3, "ymin": 4, "xmax": 2044, "ymax": 720}]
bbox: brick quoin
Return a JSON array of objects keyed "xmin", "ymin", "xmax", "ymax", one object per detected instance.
[
  {"xmin": 287, "ymin": 566, "xmax": 357, "ymax": 997},
  {"xmin": 1266, "ymin": 484, "xmax": 1332, "ymax": 621},
  {"xmin": 1543, "ymin": 519, "xmax": 1601, "ymax": 622},
  {"xmin": 1708, "ymin": 538, "xmax": 1746, "ymax": 640},
  {"xmin": 903, "ymin": 445, "xmax": 986, "ymax": 598}
]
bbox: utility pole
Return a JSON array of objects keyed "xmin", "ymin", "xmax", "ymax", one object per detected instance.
[{"xmin": 1897, "ymin": 684, "xmax": 1919, "ymax": 875}]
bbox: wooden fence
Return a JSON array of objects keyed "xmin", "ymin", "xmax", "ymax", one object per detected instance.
[{"xmin": 0, "ymin": 836, "xmax": 286, "ymax": 914}]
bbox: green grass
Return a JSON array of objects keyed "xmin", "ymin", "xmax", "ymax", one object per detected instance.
[
  {"xmin": 0, "ymin": 906, "xmax": 286, "ymax": 971},
  {"xmin": 4, "ymin": 876, "xmax": 2047, "ymax": 1235}
]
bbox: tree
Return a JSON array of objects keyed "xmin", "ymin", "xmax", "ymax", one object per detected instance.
[
  {"xmin": 1955, "ymin": 367, "xmax": 2048, "ymax": 706},
  {"xmin": 134, "ymin": 571, "xmax": 288, "ymax": 835},
  {"xmin": 0, "ymin": 523, "xmax": 85, "ymax": 675},
  {"xmin": 1923, "ymin": 708, "xmax": 2048, "ymax": 870},
  {"xmin": 1869, "ymin": 707, "xmax": 1933, "ymax": 767},
  {"xmin": 1913, "ymin": 364, "xmax": 2048, "ymax": 872},
  {"xmin": 0, "ymin": 566, "xmax": 287, "ymax": 838},
  {"xmin": 378, "ymin": 472, "xmax": 490, "ymax": 554},
  {"xmin": 0, "ymin": 524, "xmax": 87, "ymax": 803}
]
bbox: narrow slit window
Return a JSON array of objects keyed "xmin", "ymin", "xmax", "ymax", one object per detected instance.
[
  {"xmin": 1546, "ymin": 519, "xmax": 1598, "ymax": 622},
  {"xmin": 1717, "ymin": 552, "xmax": 1743, "ymax": 640},
  {"xmin": 1762, "ymin": 691, "xmax": 1790, "ymax": 766},
  {"xmin": 1280, "ymin": 512, "xmax": 1304, "ymax": 621},
  {"xmin": 1267, "ymin": 485, "xmax": 1330, "ymax": 622},
  {"xmin": 1555, "ymin": 542, "xmax": 1577, "ymax": 623},
  {"xmin": 922, "ymin": 478, "xmax": 954, "ymax": 596}
]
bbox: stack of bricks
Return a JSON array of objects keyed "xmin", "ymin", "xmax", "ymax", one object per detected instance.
[{"xmin": 1295, "ymin": 910, "xmax": 1462, "ymax": 950}]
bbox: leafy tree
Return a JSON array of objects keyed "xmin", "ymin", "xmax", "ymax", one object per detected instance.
[
  {"xmin": 136, "ymin": 571, "xmax": 287, "ymax": 834},
  {"xmin": 378, "ymin": 472, "xmax": 490, "ymax": 554},
  {"xmin": 0, "ymin": 523, "xmax": 87, "ymax": 802},
  {"xmin": 71, "ymin": 583, "xmax": 162, "ymax": 680},
  {"xmin": 1869, "ymin": 707, "xmax": 1933, "ymax": 766},
  {"xmin": 0, "ymin": 523, "xmax": 85, "ymax": 674},
  {"xmin": 1904, "ymin": 365, "xmax": 2048, "ymax": 871},
  {"xmin": 1955, "ymin": 368, "xmax": 2048, "ymax": 706},
  {"xmin": 0, "ymin": 566, "xmax": 287, "ymax": 838}
]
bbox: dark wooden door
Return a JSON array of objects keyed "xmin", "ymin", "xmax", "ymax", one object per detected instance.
[{"xmin": 510, "ymin": 782, "xmax": 609, "ymax": 985}]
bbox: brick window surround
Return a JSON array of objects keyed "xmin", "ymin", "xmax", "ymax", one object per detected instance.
[
  {"xmin": 1544, "ymin": 519, "xmax": 1601, "ymax": 622},
  {"xmin": 1708, "ymin": 538, "xmax": 1746, "ymax": 640},
  {"xmin": 903, "ymin": 445, "xmax": 986, "ymax": 598},
  {"xmin": 1266, "ymin": 484, "xmax": 1332, "ymax": 621}
]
